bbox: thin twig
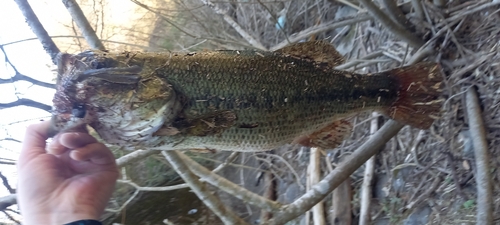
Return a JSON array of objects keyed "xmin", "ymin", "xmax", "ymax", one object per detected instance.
[
  {"xmin": 437, "ymin": 1, "xmax": 500, "ymax": 28},
  {"xmin": 357, "ymin": 0, "xmax": 424, "ymax": 48},
  {"xmin": 117, "ymin": 179, "xmax": 189, "ymax": 191},
  {"xmin": 308, "ymin": 147, "xmax": 326, "ymax": 225},
  {"xmin": 359, "ymin": 112, "xmax": 379, "ymax": 225},
  {"xmin": 266, "ymin": 120, "xmax": 405, "ymax": 225},
  {"xmin": 380, "ymin": 0, "xmax": 413, "ymax": 31},
  {"xmin": 270, "ymin": 14, "xmax": 372, "ymax": 51},
  {"xmin": 116, "ymin": 149, "xmax": 159, "ymax": 168},
  {"xmin": 12, "ymin": 0, "xmax": 60, "ymax": 64},
  {"xmin": 411, "ymin": 0, "xmax": 424, "ymax": 20},
  {"xmin": 0, "ymin": 46, "xmax": 55, "ymax": 89},
  {"xmin": 0, "ymin": 98, "xmax": 51, "ymax": 112},
  {"xmin": 335, "ymin": 50, "xmax": 384, "ymax": 70},
  {"xmin": 0, "ymin": 194, "xmax": 17, "ymax": 211},
  {"xmin": 0, "ymin": 172, "xmax": 14, "ymax": 194},
  {"xmin": 177, "ymin": 151, "xmax": 282, "ymax": 212},
  {"xmin": 212, "ymin": 152, "xmax": 239, "ymax": 173},
  {"xmin": 1, "ymin": 35, "xmax": 154, "ymax": 50},
  {"xmin": 465, "ymin": 87, "xmax": 493, "ymax": 225},
  {"xmin": 2, "ymin": 210, "xmax": 20, "ymax": 224},
  {"xmin": 62, "ymin": 0, "xmax": 106, "ymax": 51},
  {"xmin": 162, "ymin": 151, "xmax": 249, "ymax": 225},
  {"xmin": 199, "ymin": 0, "xmax": 267, "ymax": 50}
]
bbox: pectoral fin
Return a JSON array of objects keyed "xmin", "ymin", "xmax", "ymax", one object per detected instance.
[
  {"xmin": 293, "ymin": 119, "xmax": 352, "ymax": 149},
  {"xmin": 155, "ymin": 110, "xmax": 237, "ymax": 137},
  {"xmin": 276, "ymin": 41, "xmax": 346, "ymax": 68}
]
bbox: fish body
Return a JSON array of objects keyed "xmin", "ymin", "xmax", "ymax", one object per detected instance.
[{"xmin": 51, "ymin": 41, "xmax": 443, "ymax": 151}]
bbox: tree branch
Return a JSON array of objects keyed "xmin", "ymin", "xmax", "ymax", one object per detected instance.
[
  {"xmin": 177, "ymin": 151, "xmax": 282, "ymax": 212},
  {"xmin": 0, "ymin": 98, "xmax": 51, "ymax": 112},
  {"xmin": 0, "ymin": 73, "xmax": 54, "ymax": 89},
  {"xmin": 359, "ymin": 112, "xmax": 379, "ymax": 225},
  {"xmin": 0, "ymin": 45, "xmax": 55, "ymax": 89},
  {"xmin": 270, "ymin": 14, "xmax": 372, "ymax": 51},
  {"xmin": 411, "ymin": 0, "xmax": 424, "ymax": 20},
  {"xmin": 198, "ymin": 0, "xmax": 267, "ymax": 50},
  {"xmin": 116, "ymin": 149, "xmax": 158, "ymax": 167},
  {"xmin": 466, "ymin": 87, "xmax": 493, "ymax": 224},
  {"xmin": 356, "ymin": 0, "xmax": 424, "ymax": 48},
  {"xmin": 0, "ymin": 194, "xmax": 16, "ymax": 212},
  {"xmin": 380, "ymin": 0, "xmax": 413, "ymax": 32},
  {"xmin": 13, "ymin": 0, "xmax": 60, "ymax": 64},
  {"xmin": 62, "ymin": 0, "xmax": 106, "ymax": 51},
  {"xmin": 2, "ymin": 35, "xmax": 153, "ymax": 50},
  {"xmin": 162, "ymin": 151, "xmax": 249, "ymax": 225},
  {"xmin": 267, "ymin": 120, "xmax": 404, "ymax": 225},
  {"xmin": 0, "ymin": 172, "xmax": 14, "ymax": 194}
]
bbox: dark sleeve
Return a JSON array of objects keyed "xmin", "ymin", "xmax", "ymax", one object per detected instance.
[{"xmin": 64, "ymin": 220, "xmax": 102, "ymax": 225}]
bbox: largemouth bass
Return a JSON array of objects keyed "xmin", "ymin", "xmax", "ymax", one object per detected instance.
[{"xmin": 50, "ymin": 41, "xmax": 443, "ymax": 151}]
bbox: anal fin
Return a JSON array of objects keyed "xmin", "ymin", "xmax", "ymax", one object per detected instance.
[{"xmin": 293, "ymin": 119, "xmax": 352, "ymax": 149}]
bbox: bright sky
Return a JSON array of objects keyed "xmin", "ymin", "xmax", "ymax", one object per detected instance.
[{"xmin": 0, "ymin": 1, "xmax": 59, "ymax": 221}]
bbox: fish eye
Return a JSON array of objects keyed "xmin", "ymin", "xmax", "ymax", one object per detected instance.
[{"xmin": 72, "ymin": 103, "xmax": 86, "ymax": 118}]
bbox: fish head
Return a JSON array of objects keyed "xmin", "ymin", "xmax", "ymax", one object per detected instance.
[{"xmin": 49, "ymin": 51, "xmax": 143, "ymax": 136}]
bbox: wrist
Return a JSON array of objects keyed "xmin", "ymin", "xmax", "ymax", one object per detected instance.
[{"xmin": 22, "ymin": 210, "xmax": 100, "ymax": 225}]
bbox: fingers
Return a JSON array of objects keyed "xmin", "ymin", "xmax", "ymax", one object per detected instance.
[
  {"xmin": 19, "ymin": 121, "xmax": 52, "ymax": 165},
  {"xmin": 48, "ymin": 132, "xmax": 115, "ymax": 165},
  {"xmin": 70, "ymin": 142, "xmax": 116, "ymax": 165},
  {"xmin": 47, "ymin": 132, "xmax": 96, "ymax": 155}
]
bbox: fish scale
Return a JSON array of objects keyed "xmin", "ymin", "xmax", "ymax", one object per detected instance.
[{"xmin": 50, "ymin": 41, "xmax": 443, "ymax": 151}]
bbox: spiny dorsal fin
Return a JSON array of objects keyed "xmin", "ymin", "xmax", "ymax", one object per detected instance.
[
  {"xmin": 293, "ymin": 119, "xmax": 352, "ymax": 149},
  {"xmin": 276, "ymin": 41, "xmax": 346, "ymax": 68}
]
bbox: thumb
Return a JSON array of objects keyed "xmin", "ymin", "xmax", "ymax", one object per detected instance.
[{"xmin": 18, "ymin": 120, "xmax": 52, "ymax": 167}]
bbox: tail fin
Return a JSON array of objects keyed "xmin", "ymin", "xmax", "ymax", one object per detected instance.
[{"xmin": 382, "ymin": 62, "xmax": 444, "ymax": 129}]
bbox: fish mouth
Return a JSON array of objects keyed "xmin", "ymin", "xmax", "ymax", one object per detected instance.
[{"xmin": 47, "ymin": 113, "xmax": 92, "ymax": 137}]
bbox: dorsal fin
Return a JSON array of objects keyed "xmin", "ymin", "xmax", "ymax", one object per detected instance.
[{"xmin": 276, "ymin": 41, "xmax": 346, "ymax": 68}]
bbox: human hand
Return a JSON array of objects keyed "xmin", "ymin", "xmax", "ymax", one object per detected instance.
[{"xmin": 17, "ymin": 121, "xmax": 119, "ymax": 225}]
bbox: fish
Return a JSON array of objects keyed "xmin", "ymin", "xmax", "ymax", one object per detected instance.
[{"xmin": 49, "ymin": 41, "xmax": 443, "ymax": 152}]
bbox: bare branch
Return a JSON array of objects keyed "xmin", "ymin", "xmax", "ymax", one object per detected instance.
[
  {"xmin": 0, "ymin": 45, "xmax": 55, "ymax": 89},
  {"xmin": 118, "ymin": 179, "xmax": 189, "ymax": 191},
  {"xmin": 0, "ymin": 194, "xmax": 16, "ymax": 212},
  {"xmin": 0, "ymin": 98, "xmax": 51, "ymax": 112},
  {"xmin": 198, "ymin": 0, "xmax": 267, "ymax": 50},
  {"xmin": 309, "ymin": 147, "xmax": 326, "ymax": 225},
  {"xmin": 162, "ymin": 151, "xmax": 248, "ymax": 225},
  {"xmin": 2, "ymin": 35, "xmax": 154, "ymax": 50},
  {"xmin": 380, "ymin": 0, "xmax": 413, "ymax": 31},
  {"xmin": 13, "ymin": 0, "xmax": 60, "ymax": 64},
  {"xmin": 62, "ymin": 0, "xmax": 106, "ymax": 51},
  {"xmin": 2, "ymin": 210, "xmax": 20, "ymax": 224},
  {"xmin": 0, "ymin": 138, "xmax": 21, "ymax": 143},
  {"xmin": 0, "ymin": 73, "xmax": 54, "ymax": 89},
  {"xmin": 116, "ymin": 149, "xmax": 159, "ymax": 167},
  {"xmin": 267, "ymin": 120, "xmax": 405, "ymax": 225},
  {"xmin": 178, "ymin": 151, "xmax": 282, "ymax": 212},
  {"xmin": 212, "ymin": 152, "xmax": 239, "ymax": 173},
  {"xmin": 0, "ymin": 161, "xmax": 15, "ymax": 166},
  {"xmin": 466, "ymin": 87, "xmax": 493, "ymax": 224},
  {"xmin": 0, "ymin": 172, "xmax": 14, "ymax": 194},
  {"xmin": 411, "ymin": 0, "xmax": 424, "ymax": 19},
  {"xmin": 270, "ymin": 14, "xmax": 372, "ymax": 51},
  {"xmin": 359, "ymin": 112, "xmax": 379, "ymax": 225},
  {"xmin": 356, "ymin": 0, "xmax": 424, "ymax": 48}
]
